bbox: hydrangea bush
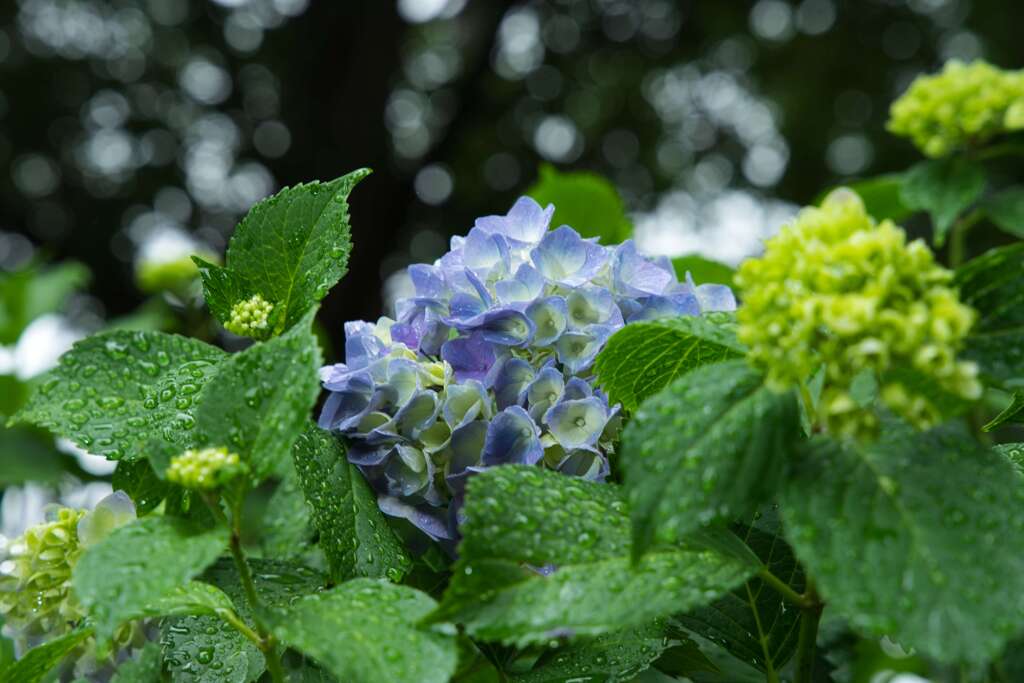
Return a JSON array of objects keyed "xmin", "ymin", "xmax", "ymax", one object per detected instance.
[{"xmin": 4, "ymin": 58, "xmax": 1024, "ymax": 683}]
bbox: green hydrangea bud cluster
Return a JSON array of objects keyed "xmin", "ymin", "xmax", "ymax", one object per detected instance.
[
  {"xmin": 888, "ymin": 59, "xmax": 1024, "ymax": 158},
  {"xmin": 226, "ymin": 294, "xmax": 274, "ymax": 338},
  {"xmin": 0, "ymin": 508, "xmax": 86, "ymax": 636},
  {"xmin": 166, "ymin": 446, "xmax": 244, "ymax": 489},
  {"xmin": 735, "ymin": 189, "xmax": 981, "ymax": 438}
]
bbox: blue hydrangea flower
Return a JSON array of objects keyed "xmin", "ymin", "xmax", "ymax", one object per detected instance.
[{"xmin": 320, "ymin": 196, "xmax": 736, "ymax": 542}]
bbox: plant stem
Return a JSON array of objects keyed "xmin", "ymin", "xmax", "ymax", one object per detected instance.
[
  {"xmin": 948, "ymin": 209, "xmax": 982, "ymax": 269},
  {"xmin": 794, "ymin": 581, "xmax": 824, "ymax": 683},
  {"xmin": 201, "ymin": 491, "xmax": 286, "ymax": 683},
  {"xmin": 757, "ymin": 567, "xmax": 812, "ymax": 609}
]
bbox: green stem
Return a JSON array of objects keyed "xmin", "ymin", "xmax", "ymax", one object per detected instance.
[
  {"xmin": 794, "ymin": 581, "xmax": 823, "ymax": 683},
  {"xmin": 217, "ymin": 609, "xmax": 263, "ymax": 648},
  {"xmin": 201, "ymin": 492, "xmax": 286, "ymax": 683},
  {"xmin": 757, "ymin": 567, "xmax": 812, "ymax": 609},
  {"xmin": 948, "ymin": 209, "xmax": 982, "ymax": 269}
]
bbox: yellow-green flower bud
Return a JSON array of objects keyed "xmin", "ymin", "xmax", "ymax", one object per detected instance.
[
  {"xmin": 735, "ymin": 189, "xmax": 981, "ymax": 438},
  {"xmin": 166, "ymin": 446, "xmax": 244, "ymax": 490},
  {"xmin": 226, "ymin": 294, "xmax": 274, "ymax": 338},
  {"xmin": 0, "ymin": 508, "xmax": 86, "ymax": 636},
  {"xmin": 888, "ymin": 59, "xmax": 1024, "ymax": 157},
  {"xmin": 135, "ymin": 256, "xmax": 202, "ymax": 294}
]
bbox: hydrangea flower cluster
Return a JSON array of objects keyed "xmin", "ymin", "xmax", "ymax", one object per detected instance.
[
  {"xmin": 888, "ymin": 59, "xmax": 1024, "ymax": 158},
  {"xmin": 0, "ymin": 492, "xmax": 135, "ymax": 639},
  {"xmin": 226, "ymin": 294, "xmax": 274, "ymax": 338},
  {"xmin": 167, "ymin": 446, "xmax": 244, "ymax": 490},
  {"xmin": 319, "ymin": 197, "xmax": 736, "ymax": 540},
  {"xmin": 735, "ymin": 189, "xmax": 981, "ymax": 438}
]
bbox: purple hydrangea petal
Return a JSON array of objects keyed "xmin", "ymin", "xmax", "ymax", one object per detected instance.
[
  {"xmin": 347, "ymin": 442, "xmax": 391, "ymax": 467},
  {"xmin": 442, "ymin": 380, "xmax": 491, "ymax": 429},
  {"xmin": 562, "ymin": 377, "xmax": 593, "ymax": 401},
  {"xmin": 493, "ymin": 358, "xmax": 536, "ymax": 410},
  {"xmin": 448, "ymin": 420, "xmax": 488, "ymax": 476},
  {"xmin": 462, "ymin": 227, "xmax": 511, "ymax": 278},
  {"xmin": 696, "ymin": 284, "xmax": 737, "ymax": 312},
  {"xmin": 383, "ymin": 444, "xmax": 434, "ymax": 499},
  {"xmin": 555, "ymin": 326, "xmax": 612, "ymax": 374},
  {"xmin": 543, "ymin": 396, "xmax": 610, "ymax": 450},
  {"xmin": 531, "ymin": 226, "xmax": 608, "ymax": 287},
  {"xmin": 448, "ymin": 308, "xmax": 536, "ymax": 347},
  {"xmin": 623, "ymin": 292, "xmax": 701, "ymax": 322},
  {"xmin": 441, "ymin": 333, "xmax": 498, "ymax": 383},
  {"xmin": 394, "ymin": 390, "xmax": 440, "ymax": 438},
  {"xmin": 557, "ymin": 450, "xmax": 610, "ymax": 481},
  {"xmin": 474, "ymin": 196, "xmax": 553, "ymax": 246},
  {"xmin": 495, "ymin": 264, "xmax": 545, "ymax": 306},
  {"xmin": 566, "ymin": 287, "xmax": 621, "ymax": 329},
  {"xmin": 611, "ymin": 240, "xmax": 676, "ymax": 297},
  {"xmin": 482, "ymin": 405, "xmax": 543, "ymax": 466},
  {"xmin": 525, "ymin": 366, "xmax": 565, "ymax": 421},
  {"xmin": 526, "ymin": 296, "xmax": 568, "ymax": 346},
  {"xmin": 408, "ymin": 263, "xmax": 448, "ymax": 300},
  {"xmin": 378, "ymin": 495, "xmax": 454, "ymax": 541}
]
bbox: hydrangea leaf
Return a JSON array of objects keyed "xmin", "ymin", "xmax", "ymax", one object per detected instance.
[
  {"xmin": 161, "ymin": 558, "xmax": 325, "ymax": 683},
  {"xmin": 112, "ymin": 458, "xmax": 172, "ymax": 515},
  {"xmin": 671, "ymin": 255, "xmax": 736, "ymax": 288},
  {"xmin": 11, "ymin": 330, "xmax": 225, "ymax": 461},
  {"xmin": 594, "ymin": 313, "xmax": 745, "ymax": 413},
  {"xmin": 901, "ymin": 157, "xmax": 985, "ymax": 245},
  {"xmin": 72, "ymin": 515, "xmax": 229, "ymax": 642},
  {"xmin": 983, "ymin": 187, "xmax": 1024, "ymax": 238},
  {"xmin": 995, "ymin": 442, "xmax": 1024, "ymax": 474},
  {"xmin": 955, "ymin": 243, "xmax": 1024, "ymax": 382},
  {"xmin": 263, "ymin": 579, "xmax": 458, "ymax": 683},
  {"xmin": 675, "ymin": 508, "xmax": 804, "ymax": 675},
  {"xmin": 110, "ymin": 642, "xmax": 164, "ymax": 683},
  {"xmin": 983, "ymin": 391, "xmax": 1024, "ymax": 432},
  {"xmin": 782, "ymin": 421, "xmax": 1024, "ymax": 664},
  {"xmin": 0, "ymin": 625, "xmax": 93, "ymax": 683},
  {"xmin": 527, "ymin": 164, "xmax": 632, "ymax": 244},
  {"xmin": 183, "ymin": 311, "xmax": 322, "ymax": 480},
  {"xmin": 291, "ymin": 426, "xmax": 411, "ymax": 582},
  {"xmin": 195, "ymin": 169, "xmax": 370, "ymax": 336},
  {"xmin": 818, "ymin": 174, "xmax": 912, "ymax": 223},
  {"xmin": 513, "ymin": 622, "xmax": 685, "ymax": 682},
  {"xmin": 260, "ymin": 458, "xmax": 316, "ymax": 560},
  {"xmin": 622, "ymin": 360, "xmax": 800, "ymax": 558},
  {"xmin": 429, "ymin": 466, "xmax": 754, "ymax": 646}
]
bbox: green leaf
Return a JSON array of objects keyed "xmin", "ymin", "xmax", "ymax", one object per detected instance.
[
  {"xmin": 782, "ymin": 421, "xmax": 1024, "ymax": 664},
  {"xmin": 140, "ymin": 580, "xmax": 237, "ymax": 619},
  {"xmin": 527, "ymin": 164, "xmax": 632, "ymax": 244},
  {"xmin": 0, "ymin": 426, "xmax": 66, "ymax": 485},
  {"xmin": 671, "ymin": 255, "xmax": 736, "ymax": 288},
  {"xmin": 196, "ymin": 170, "xmax": 370, "ymax": 336},
  {"xmin": 12, "ymin": 330, "xmax": 225, "ymax": 461},
  {"xmin": 0, "ymin": 625, "xmax": 93, "ymax": 683},
  {"xmin": 264, "ymin": 578, "xmax": 458, "ymax": 683},
  {"xmin": 827, "ymin": 174, "xmax": 912, "ymax": 223},
  {"xmin": 161, "ymin": 558, "xmax": 325, "ymax": 683},
  {"xmin": 622, "ymin": 360, "xmax": 800, "ymax": 558},
  {"xmin": 594, "ymin": 313, "xmax": 745, "ymax": 413},
  {"xmin": 675, "ymin": 509, "xmax": 803, "ymax": 675},
  {"xmin": 291, "ymin": 426, "xmax": 411, "ymax": 582},
  {"xmin": 112, "ymin": 458, "xmax": 172, "ymax": 515},
  {"xmin": 73, "ymin": 515, "xmax": 229, "ymax": 642},
  {"xmin": 513, "ymin": 622, "xmax": 686, "ymax": 682},
  {"xmin": 260, "ymin": 459, "xmax": 315, "ymax": 560},
  {"xmin": 430, "ymin": 466, "xmax": 754, "ymax": 646},
  {"xmin": 110, "ymin": 642, "xmax": 164, "ymax": 683},
  {"xmin": 184, "ymin": 312, "xmax": 322, "ymax": 480},
  {"xmin": 995, "ymin": 443, "xmax": 1024, "ymax": 475},
  {"xmin": 901, "ymin": 157, "xmax": 985, "ymax": 245},
  {"xmin": 983, "ymin": 187, "xmax": 1024, "ymax": 238},
  {"xmin": 0, "ymin": 262, "xmax": 89, "ymax": 344},
  {"xmin": 983, "ymin": 391, "xmax": 1024, "ymax": 431},
  {"xmin": 955, "ymin": 243, "xmax": 1024, "ymax": 382}
]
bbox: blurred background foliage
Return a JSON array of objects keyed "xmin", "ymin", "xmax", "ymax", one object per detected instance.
[{"xmin": 1, "ymin": 2, "xmax": 1023, "ymax": 679}]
